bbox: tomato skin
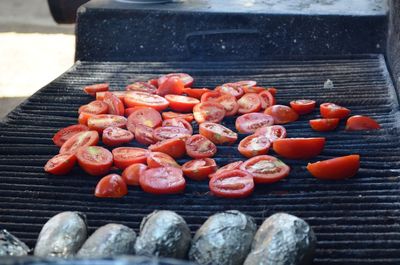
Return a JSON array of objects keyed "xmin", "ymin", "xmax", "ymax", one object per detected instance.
[
  {"xmin": 127, "ymin": 107, "xmax": 162, "ymax": 129},
  {"xmin": 76, "ymin": 146, "xmax": 113, "ymax": 176},
  {"xmin": 264, "ymin": 105, "xmax": 299, "ymax": 124},
  {"xmin": 193, "ymin": 102, "xmax": 226, "ymax": 124},
  {"xmin": 122, "ymin": 163, "xmax": 148, "ymax": 186},
  {"xmin": 158, "ymin": 73, "xmax": 193, "ymax": 88},
  {"xmin": 182, "ymin": 158, "xmax": 217, "ymax": 181},
  {"xmin": 162, "ymin": 118, "xmax": 193, "ymax": 135},
  {"xmin": 186, "ymin": 134, "xmax": 217, "ymax": 159},
  {"xmin": 153, "ymin": 126, "xmax": 191, "ymax": 142},
  {"xmin": 126, "ymin": 82, "xmax": 157, "ymax": 94},
  {"xmin": 254, "ymin": 125, "xmax": 287, "ymax": 143},
  {"xmin": 235, "ymin": 113, "xmax": 274, "ymax": 134},
  {"xmin": 84, "ymin": 83, "xmax": 109, "ymax": 97},
  {"xmin": 162, "ymin": 112, "xmax": 194, "ymax": 122},
  {"xmin": 78, "ymin": 100, "xmax": 109, "ymax": 115},
  {"xmin": 309, "ymin": 118, "xmax": 339, "ymax": 132},
  {"xmin": 200, "ymin": 91, "xmax": 222, "ymax": 102},
  {"xmin": 199, "ymin": 122, "xmax": 237, "ymax": 145},
  {"xmin": 345, "ymin": 115, "xmax": 381, "ymax": 131},
  {"xmin": 237, "ymin": 93, "xmax": 262, "ymax": 114},
  {"xmin": 102, "ymin": 127, "xmax": 134, "ymax": 147},
  {"xmin": 238, "ymin": 134, "xmax": 271, "ymax": 158},
  {"xmin": 132, "ymin": 124, "xmax": 157, "ymax": 145},
  {"xmin": 148, "ymin": 138, "xmax": 186, "ymax": 158},
  {"xmin": 209, "ymin": 170, "xmax": 254, "ymax": 199},
  {"xmin": 96, "ymin": 91, "xmax": 128, "ymax": 101},
  {"xmin": 165, "ymin": 94, "xmax": 200, "ymax": 112},
  {"xmin": 320, "ymin": 103, "xmax": 350, "ymax": 119},
  {"xmin": 183, "ymin": 88, "xmax": 211, "ymax": 99},
  {"xmin": 216, "ymin": 83, "xmax": 244, "ymax": 99},
  {"xmin": 59, "ymin": 131, "xmax": 99, "ymax": 154},
  {"xmin": 290, "ymin": 100, "xmax": 316, "ymax": 115},
  {"xmin": 103, "ymin": 92, "xmax": 125, "ymax": 116},
  {"xmin": 95, "ymin": 174, "xmax": 128, "ymax": 198},
  {"xmin": 44, "ymin": 152, "xmax": 77, "ymax": 175},
  {"xmin": 258, "ymin": 91, "xmax": 276, "ymax": 109},
  {"xmin": 87, "ymin": 114, "xmax": 127, "ymax": 133},
  {"xmin": 240, "ymin": 155, "xmax": 290, "ymax": 184},
  {"xmin": 112, "ymin": 147, "xmax": 149, "ymax": 169},
  {"xmin": 78, "ymin": 112, "xmax": 95, "ymax": 126},
  {"xmin": 267, "ymin": 87, "xmax": 277, "ymax": 97},
  {"xmin": 273, "ymin": 137, "xmax": 326, "ymax": 159},
  {"xmin": 148, "ymin": 78, "xmax": 159, "ymax": 88},
  {"xmin": 307, "ymin": 155, "xmax": 360, "ymax": 180},
  {"xmin": 140, "ymin": 167, "xmax": 186, "ymax": 195},
  {"xmin": 147, "ymin": 152, "xmax": 180, "ymax": 168},
  {"xmin": 215, "ymin": 94, "xmax": 239, "ymax": 116},
  {"xmin": 124, "ymin": 91, "xmax": 169, "ymax": 111},
  {"xmin": 209, "ymin": 161, "xmax": 243, "ymax": 179},
  {"xmin": 53, "ymin": 124, "xmax": 89, "ymax": 147},
  {"xmin": 157, "ymin": 77, "xmax": 184, "ymax": 96}
]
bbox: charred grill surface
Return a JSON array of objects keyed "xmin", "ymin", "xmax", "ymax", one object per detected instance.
[{"xmin": 1, "ymin": 55, "xmax": 400, "ymax": 264}]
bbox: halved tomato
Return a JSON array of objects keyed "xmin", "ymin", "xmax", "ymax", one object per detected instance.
[
  {"xmin": 216, "ymin": 83, "xmax": 244, "ymax": 99},
  {"xmin": 112, "ymin": 147, "xmax": 148, "ymax": 169},
  {"xmin": 83, "ymin": 83, "xmax": 109, "ymax": 97},
  {"xmin": 237, "ymin": 93, "xmax": 262, "ymax": 114},
  {"xmin": 87, "ymin": 114, "xmax": 127, "ymax": 133},
  {"xmin": 240, "ymin": 155, "xmax": 290, "ymax": 183},
  {"xmin": 267, "ymin": 87, "xmax": 277, "ymax": 97},
  {"xmin": 148, "ymin": 78, "xmax": 159, "ymax": 88},
  {"xmin": 254, "ymin": 125, "xmax": 287, "ymax": 143},
  {"xmin": 307, "ymin": 154, "xmax": 360, "ymax": 180},
  {"xmin": 290, "ymin": 99, "xmax": 316, "ymax": 115},
  {"xmin": 140, "ymin": 167, "xmax": 186, "ymax": 194},
  {"xmin": 103, "ymin": 92, "xmax": 125, "ymax": 116},
  {"xmin": 259, "ymin": 90, "xmax": 276, "ymax": 109},
  {"xmin": 182, "ymin": 158, "xmax": 217, "ymax": 181},
  {"xmin": 157, "ymin": 77, "xmax": 185, "ymax": 96},
  {"xmin": 193, "ymin": 102, "xmax": 226, "ymax": 124},
  {"xmin": 309, "ymin": 118, "xmax": 339, "ymax": 132},
  {"xmin": 238, "ymin": 134, "xmax": 271, "ymax": 158},
  {"xmin": 215, "ymin": 94, "xmax": 239, "ymax": 116},
  {"xmin": 209, "ymin": 170, "xmax": 254, "ymax": 199},
  {"xmin": 235, "ymin": 80, "xmax": 257, "ymax": 88},
  {"xmin": 200, "ymin": 91, "xmax": 222, "ymax": 102},
  {"xmin": 52, "ymin": 124, "xmax": 89, "ymax": 147},
  {"xmin": 165, "ymin": 94, "xmax": 200, "ymax": 112},
  {"xmin": 158, "ymin": 73, "xmax": 193, "ymax": 88},
  {"xmin": 76, "ymin": 146, "xmax": 113, "ymax": 176},
  {"xmin": 183, "ymin": 88, "xmax": 211, "ymax": 99},
  {"xmin": 44, "ymin": 152, "xmax": 76, "ymax": 175},
  {"xmin": 199, "ymin": 122, "xmax": 237, "ymax": 145},
  {"xmin": 243, "ymin": 86, "xmax": 266, "ymax": 94},
  {"xmin": 122, "ymin": 163, "xmax": 148, "ymax": 186},
  {"xmin": 96, "ymin": 91, "xmax": 128, "ymax": 101},
  {"xmin": 127, "ymin": 107, "xmax": 162, "ymax": 129},
  {"xmin": 235, "ymin": 113, "xmax": 274, "ymax": 134},
  {"xmin": 95, "ymin": 174, "xmax": 128, "ymax": 198},
  {"xmin": 264, "ymin": 105, "xmax": 299, "ymax": 124},
  {"xmin": 124, "ymin": 91, "xmax": 169, "ymax": 111},
  {"xmin": 147, "ymin": 152, "xmax": 180, "ymax": 168},
  {"xmin": 78, "ymin": 100, "xmax": 108, "ymax": 115},
  {"xmin": 126, "ymin": 82, "xmax": 157, "ymax": 94},
  {"xmin": 320, "ymin": 103, "xmax": 350, "ymax": 119},
  {"xmin": 153, "ymin": 126, "xmax": 191, "ymax": 141},
  {"xmin": 148, "ymin": 138, "xmax": 186, "ymax": 158},
  {"xmin": 162, "ymin": 111, "xmax": 194, "ymax": 122},
  {"xmin": 162, "ymin": 118, "xmax": 193, "ymax": 135},
  {"xmin": 78, "ymin": 112, "xmax": 95, "ymax": 126},
  {"xmin": 185, "ymin": 134, "xmax": 217, "ymax": 158},
  {"xmin": 59, "ymin": 131, "xmax": 99, "ymax": 154},
  {"xmin": 102, "ymin": 126, "xmax": 134, "ymax": 147},
  {"xmin": 209, "ymin": 161, "xmax": 243, "ymax": 179},
  {"xmin": 124, "ymin": 106, "xmax": 150, "ymax": 117},
  {"xmin": 345, "ymin": 115, "xmax": 381, "ymax": 131},
  {"xmin": 131, "ymin": 124, "xmax": 157, "ymax": 145},
  {"xmin": 273, "ymin": 137, "xmax": 325, "ymax": 159}
]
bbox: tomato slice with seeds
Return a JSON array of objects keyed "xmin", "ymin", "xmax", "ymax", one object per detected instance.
[
  {"xmin": 44, "ymin": 152, "xmax": 77, "ymax": 175},
  {"xmin": 124, "ymin": 91, "xmax": 169, "ymax": 111},
  {"xmin": 157, "ymin": 77, "xmax": 185, "ymax": 96},
  {"xmin": 209, "ymin": 170, "xmax": 254, "ymax": 199},
  {"xmin": 264, "ymin": 105, "xmax": 299, "ymax": 124},
  {"xmin": 127, "ymin": 107, "xmax": 162, "ymax": 129},
  {"xmin": 148, "ymin": 138, "xmax": 186, "ymax": 158},
  {"xmin": 78, "ymin": 100, "xmax": 109, "ymax": 115},
  {"xmin": 124, "ymin": 106, "xmax": 151, "ymax": 117},
  {"xmin": 309, "ymin": 118, "xmax": 340, "ymax": 132},
  {"xmin": 53, "ymin": 124, "xmax": 89, "ymax": 147},
  {"xmin": 237, "ymin": 93, "xmax": 262, "ymax": 114},
  {"xmin": 162, "ymin": 118, "xmax": 193, "ymax": 135},
  {"xmin": 235, "ymin": 113, "xmax": 274, "ymax": 134},
  {"xmin": 87, "ymin": 114, "xmax": 127, "ymax": 133},
  {"xmin": 165, "ymin": 94, "xmax": 200, "ymax": 112},
  {"xmin": 60, "ymin": 131, "xmax": 99, "ymax": 154},
  {"xmin": 320, "ymin": 103, "xmax": 350, "ymax": 119},
  {"xmin": 193, "ymin": 102, "xmax": 226, "ymax": 124},
  {"xmin": 215, "ymin": 94, "xmax": 239, "ymax": 116},
  {"xmin": 209, "ymin": 161, "xmax": 243, "ymax": 179},
  {"xmin": 183, "ymin": 88, "xmax": 211, "ymax": 99},
  {"xmin": 96, "ymin": 91, "xmax": 128, "ymax": 101},
  {"xmin": 162, "ymin": 111, "xmax": 194, "ymax": 122},
  {"xmin": 258, "ymin": 90, "xmax": 276, "ymax": 109},
  {"xmin": 199, "ymin": 122, "xmax": 237, "ymax": 145},
  {"xmin": 95, "ymin": 174, "xmax": 128, "ymax": 198},
  {"xmin": 307, "ymin": 154, "xmax": 360, "ymax": 180},
  {"xmin": 126, "ymin": 82, "xmax": 157, "ymax": 94},
  {"xmin": 185, "ymin": 134, "xmax": 217, "ymax": 158},
  {"xmin": 238, "ymin": 134, "xmax": 271, "ymax": 158},
  {"xmin": 140, "ymin": 167, "xmax": 186, "ymax": 194},
  {"xmin": 254, "ymin": 125, "xmax": 287, "ymax": 143},
  {"xmin": 83, "ymin": 83, "xmax": 109, "ymax": 97},
  {"xmin": 216, "ymin": 83, "xmax": 244, "ymax": 99},
  {"xmin": 147, "ymin": 152, "xmax": 180, "ymax": 168},
  {"xmin": 102, "ymin": 126, "xmax": 134, "ymax": 147},
  {"xmin": 290, "ymin": 99, "xmax": 316, "ymax": 115},
  {"xmin": 235, "ymin": 80, "xmax": 257, "ymax": 88},
  {"xmin": 112, "ymin": 147, "xmax": 149, "ymax": 169},
  {"xmin": 131, "ymin": 124, "xmax": 157, "ymax": 145},
  {"xmin": 153, "ymin": 126, "xmax": 191, "ymax": 141},
  {"xmin": 182, "ymin": 158, "xmax": 217, "ymax": 181},
  {"xmin": 78, "ymin": 112, "xmax": 95, "ymax": 126},
  {"xmin": 200, "ymin": 91, "xmax": 222, "ymax": 102},
  {"xmin": 243, "ymin": 86, "xmax": 266, "ymax": 94},
  {"xmin": 345, "ymin": 115, "xmax": 381, "ymax": 131},
  {"xmin": 122, "ymin": 163, "xmax": 148, "ymax": 186},
  {"xmin": 273, "ymin": 137, "xmax": 326, "ymax": 159},
  {"xmin": 76, "ymin": 146, "xmax": 113, "ymax": 176},
  {"xmin": 103, "ymin": 91, "xmax": 125, "ymax": 116},
  {"xmin": 240, "ymin": 155, "xmax": 290, "ymax": 184},
  {"xmin": 158, "ymin": 73, "xmax": 194, "ymax": 88}
]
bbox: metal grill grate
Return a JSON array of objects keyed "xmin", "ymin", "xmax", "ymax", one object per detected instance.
[{"xmin": 1, "ymin": 55, "xmax": 400, "ymax": 264}]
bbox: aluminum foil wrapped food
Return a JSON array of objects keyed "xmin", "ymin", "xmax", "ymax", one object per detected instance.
[{"xmin": 0, "ymin": 229, "xmax": 30, "ymax": 256}]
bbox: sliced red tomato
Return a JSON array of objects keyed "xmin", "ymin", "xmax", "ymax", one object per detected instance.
[
  {"xmin": 124, "ymin": 91, "xmax": 169, "ymax": 111},
  {"xmin": 235, "ymin": 80, "xmax": 257, "ymax": 88},
  {"xmin": 124, "ymin": 106, "xmax": 151, "ymax": 117},
  {"xmin": 216, "ymin": 83, "xmax": 244, "ymax": 99},
  {"xmin": 127, "ymin": 107, "xmax": 162, "ymax": 129},
  {"xmin": 240, "ymin": 155, "xmax": 290, "ymax": 183},
  {"xmin": 148, "ymin": 78, "xmax": 159, "ymax": 88},
  {"xmin": 95, "ymin": 174, "xmax": 128, "ymax": 198},
  {"xmin": 199, "ymin": 122, "xmax": 237, "ymax": 145},
  {"xmin": 209, "ymin": 161, "xmax": 243, "ymax": 179},
  {"xmin": 84, "ymin": 83, "xmax": 109, "ymax": 97},
  {"xmin": 267, "ymin": 87, "xmax": 277, "ymax": 97},
  {"xmin": 320, "ymin": 103, "xmax": 351, "ymax": 119},
  {"xmin": 193, "ymin": 102, "xmax": 226, "ymax": 124},
  {"xmin": 112, "ymin": 147, "xmax": 148, "ymax": 169},
  {"xmin": 153, "ymin": 126, "xmax": 191, "ymax": 141},
  {"xmin": 87, "ymin": 114, "xmax": 127, "ymax": 133},
  {"xmin": 273, "ymin": 137, "xmax": 325, "ymax": 159},
  {"xmin": 147, "ymin": 152, "xmax": 180, "ymax": 168},
  {"xmin": 215, "ymin": 94, "xmax": 239, "ymax": 116},
  {"xmin": 235, "ymin": 113, "xmax": 274, "ymax": 134},
  {"xmin": 290, "ymin": 99, "xmax": 316, "ymax": 115},
  {"xmin": 102, "ymin": 126, "xmax": 134, "ymax": 147},
  {"xmin": 254, "ymin": 125, "xmax": 287, "ymax": 143},
  {"xmin": 162, "ymin": 118, "xmax": 193, "ymax": 135},
  {"xmin": 157, "ymin": 77, "xmax": 185, "ymax": 96},
  {"xmin": 103, "ymin": 91, "xmax": 125, "ymax": 116},
  {"xmin": 264, "ymin": 105, "xmax": 299, "ymax": 124},
  {"xmin": 59, "ymin": 131, "xmax": 99, "ymax": 154},
  {"xmin": 183, "ymin": 88, "xmax": 211, "ymax": 99},
  {"xmin": 140, "ymin": 167, "xmax": 186, "ymax": 194},
  {"xmin": 126, "ymin": 82, "xmax": 157, "ymax": 94},
  {"xmin": 78, "ymin": 100, "xmax": 109, "ymax": 115},
  {"xmin": 200, "ymin": 91, "xmax": 222, "ymax": 102},
  {"xmin": 165, "ymin": 94, "xmax": 200, "ymax": 112},
  {"xmin": 237, "ymin": 93, "xmax": 262, "ymax": 114},
  {"xmin": 309, "ymin": 118, "xmax": 339, "ymax": 132},
  {"xmin": 345, "ymin": 115, "xmax": 381, "ymax": 131},
  {"xmin": 209, "ymin": 170, "xmax": 254, "ymax": 199},
  {"xmin": 78, "ymin": 112, "xmax": 95, "ymax": 126},
  {"xmin": 131, "ymin": 124, "xmax": 157, "ymax": 145},
  {"xmin": 122, "ymin": 163, "xmax": 148, "ymax": 186},
  {"xmin": 76, "ymin": 146, "xmax": 113, "ymax": 176},
  {"xmin": 307, "ymin": 155, "xmax": 360, "ymax": 180},
  {"xmin": 185, "ymin": 134, "xmax": 217, "ymax": 158},
  {"xmin": 158, "ymin": 73, "xmax": 193, "ymax": 88},
  {"xmin": 148, "ymin": 138, "xmax": 186, "ymax": 158},
  {"xmin": 238, "ymin": 134, "xmax": 271, "ymax": 158},
  {"xmin": 182, "ymin": 158, "xmax": 217, "ymax": 181},
  {"xmin": 53, "ymin": 124, "xmax": 89, "ymax": 147},
  {"xmin": 44, "ymin": 152, "xmax": 76, "ymax": 175},
  {"xmin": 162, "ymin": 111, "xmax": 194, "ymax": 122},
  {"xmin": 243, "ymin": 86, "xmax": 266, "ymax": 94},
  {"xmin": 258, "ymin": 90, "xmax": 276, "ymax": 109},
  {"xmin": 96, "ymin": 91, "xmax": 128, "ymax": 101}
]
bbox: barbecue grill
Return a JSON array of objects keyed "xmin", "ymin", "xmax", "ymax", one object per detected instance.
[{"xmin": 2, "ymin": 0, "xmax": 400, "ymax": 264}]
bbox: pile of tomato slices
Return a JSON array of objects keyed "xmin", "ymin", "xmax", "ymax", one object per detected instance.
[{"xmin": 45, "ymin": 73, "xmax": 380, "ymax": 199}]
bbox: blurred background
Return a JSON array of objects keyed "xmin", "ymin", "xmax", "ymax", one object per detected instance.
[{"xmin": 0, "ymin": 0, "xmax": 75, "ymax": 118}]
